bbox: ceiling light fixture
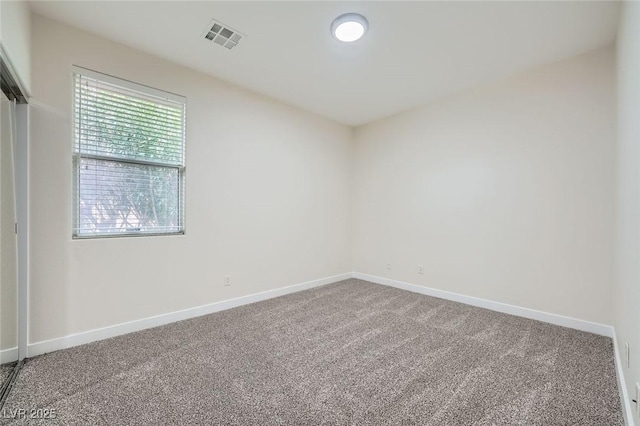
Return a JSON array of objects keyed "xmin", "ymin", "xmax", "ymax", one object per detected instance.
[{"xmin": 331, "ymin": 13, "xmax": 368, "ymax": 43}]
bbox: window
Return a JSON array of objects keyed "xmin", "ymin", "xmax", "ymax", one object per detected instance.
[{"xmin": 73, "ymin": 67, "xmax": 186, "ymax": 238}]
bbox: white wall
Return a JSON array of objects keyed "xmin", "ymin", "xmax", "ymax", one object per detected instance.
[
  {"xmin": 29, "ymin": 15, "xmax": 353, "ymax": 344},
  {"xmin": 28, "ymin": 11, "xmax": 622, "ymax": 361},
  {"xmin": 615, "ymin": 2, "xmax": 640, "ymax": 423},
  {"xmin": 0, "ymin": 0, "xmax": 31, "ymax": 95},
  {"xmin": 353, "ymin": 47, "xmax": 615, "ymax": 325}
]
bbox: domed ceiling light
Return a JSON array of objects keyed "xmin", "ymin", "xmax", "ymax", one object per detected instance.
[{"xmin": 331, "ymin": 13, "xmax": 369, "ymax": 43}]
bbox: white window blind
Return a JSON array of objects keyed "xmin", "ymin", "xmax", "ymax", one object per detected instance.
[{"xmin": 73, "ymin": 67, "xmax": 186, "ymax": 238}]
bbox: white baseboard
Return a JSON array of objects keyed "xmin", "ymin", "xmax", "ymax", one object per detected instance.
[
  {"xmin": 27, "ymin": 272, "xmax": 352, "ymax": 358},
  {"xmin": 23, "ymin": 271, "xmax": 615, "ymax": 356},
  {"xmin": 612, "ymin": 329, "xmax": 636, "ymax": 426},
  {"xmin": 352, "ymin": 272, "xmax": 613, "ymax": 337},
  {"xmin": 0, "ymin": 347, "xmax": 18, "ymax": 364}
]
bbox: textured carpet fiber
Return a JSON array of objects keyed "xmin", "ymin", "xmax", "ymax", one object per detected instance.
[
  {"xmin": 3, "ymin": 279, "xmax": 623, "ymax": 425},
  {"xmin": 0, "ymin": 362, "xmax": 15, "ymax": 387}
]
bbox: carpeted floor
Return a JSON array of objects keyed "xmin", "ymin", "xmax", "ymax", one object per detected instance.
[
  {"xmin": 2, "ymin": 279, "xmax": 623, "ymax": 425},
  {"xmin": 0, "ymin": 362, "xmax": 15, "ymax": 387}
]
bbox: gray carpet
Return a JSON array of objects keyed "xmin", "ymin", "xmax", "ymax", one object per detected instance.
[
  {"xmin": 2, "ymin": 279, "xmax": 623, "ymax": 425},
  {"xmin": 0, "ymin": 362, "xmax": 15, "ymax": 387}
]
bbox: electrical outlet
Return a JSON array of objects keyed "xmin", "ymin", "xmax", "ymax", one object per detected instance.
[
  {"xmin": 386, "ymin": 263, "xmax": 392, "ymax": 270},
  {"xmin": 418, "ymin": 265, "xmax": 424, "ymax": 274},
  {"xmin": 224, "ymin": 275, "xmax": 231, "ymax": 286},
  {"xmin": 625, "ymin": 342, "xmax": 630, "ymax": 368}
]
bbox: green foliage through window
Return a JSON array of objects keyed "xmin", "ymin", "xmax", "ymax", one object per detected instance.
[{"xmin": 73, "ymin": 68, "xmax": 185, "ymax": 237}]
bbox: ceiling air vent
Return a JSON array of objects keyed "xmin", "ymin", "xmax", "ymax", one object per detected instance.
[{"xmin": 203, "ymin": 19, "xmax": 244, "ymax": 50}]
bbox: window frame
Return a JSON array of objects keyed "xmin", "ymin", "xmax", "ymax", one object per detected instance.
[{"xmin": 71, "ymin": 66, "xmax": 186, "ymax": 239}]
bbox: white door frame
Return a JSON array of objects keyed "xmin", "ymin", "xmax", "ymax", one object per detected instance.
[
  {"xmin": 1, "ymin": 45, "xmax": 29, "ymax": 361},
  {"xmin": 14, "ymin": 103, "xmax": 28, "ymax": 361}
]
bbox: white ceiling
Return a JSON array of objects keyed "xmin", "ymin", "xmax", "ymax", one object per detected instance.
[{"xmin": 29, "ymin": 1, "xmax": 620, "ymax": 126}]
